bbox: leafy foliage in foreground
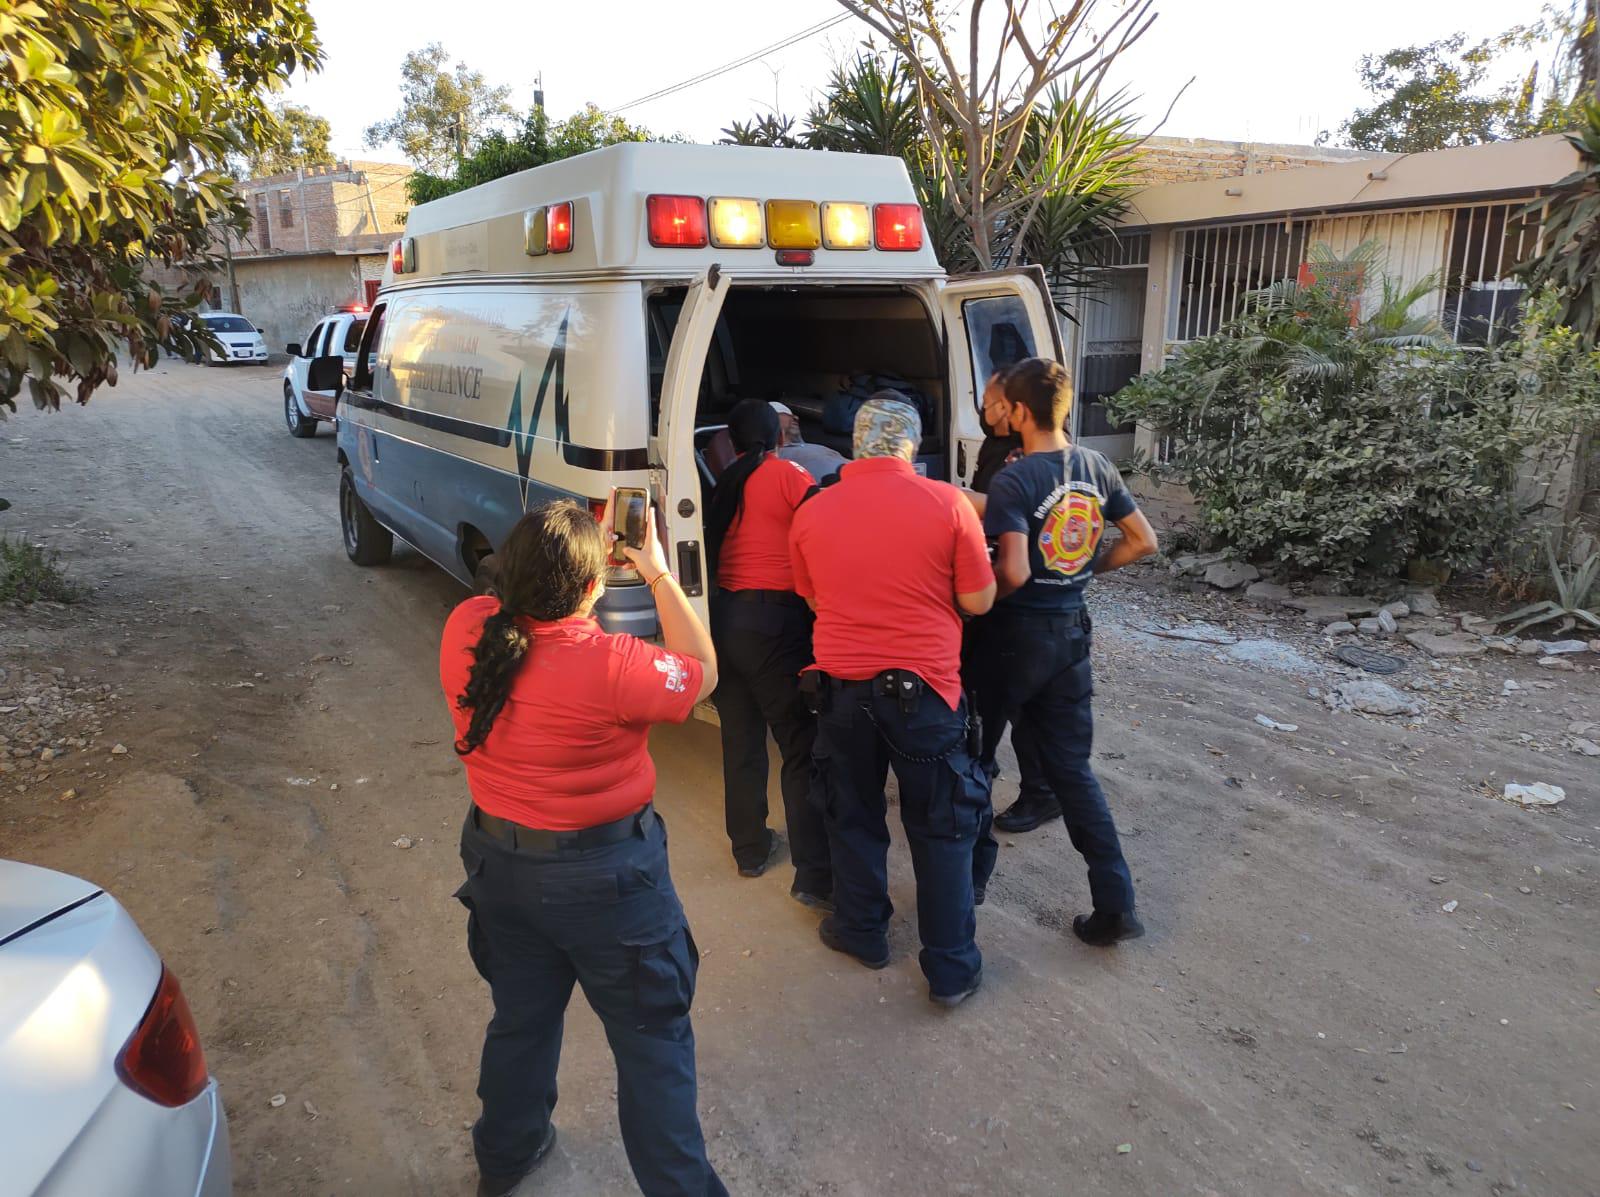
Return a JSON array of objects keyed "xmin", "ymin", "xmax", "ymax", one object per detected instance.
[
  {"xmin": 1108, "ymin": 254, "xmax": 1600, "ymax": 578},
  {"xmin": 0, "ymin": 0, "xmax": 322, "ymax": 412}
]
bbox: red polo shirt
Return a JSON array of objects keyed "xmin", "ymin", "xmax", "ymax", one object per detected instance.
[
  {"xmin": 717, "ymin": 455, "xmax": 815, "ymax": 592},
  {"xmin": 789, "ymin": 457, "xmax": 993, "ymax": 709},
  {"xmin": 439, "ymin": 596, "xmax": 703, "ymax": 830}
]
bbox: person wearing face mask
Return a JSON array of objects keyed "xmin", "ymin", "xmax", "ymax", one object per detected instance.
[
  {"xmin": 440, "ymin": 500, "xmax": 727, "ymax": 1197},
  {"xmin": 983, "ymin": 357, "xmax": 1159, "ymax": 947},
  {"xmin": 962, "ymin": 372, "xmax": 1061, "ymax": 844}
]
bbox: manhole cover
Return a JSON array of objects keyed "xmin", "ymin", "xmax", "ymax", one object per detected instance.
[{"xmin": 1335, "ymin": 644, "xmax": 1406, "ymax": 674}]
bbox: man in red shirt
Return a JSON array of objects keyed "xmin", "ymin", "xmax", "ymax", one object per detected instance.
[{"xmin": 789, "ymin": 394, "xmax": 997, "ymax": 1007}]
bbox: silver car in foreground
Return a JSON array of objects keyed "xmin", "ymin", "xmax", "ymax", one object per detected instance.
[{"xmin": 0, "ymin": 860, "xmax": 231, "ymax": 1197}]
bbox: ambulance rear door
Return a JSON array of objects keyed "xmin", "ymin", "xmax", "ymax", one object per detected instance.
[
  {"xmin": 938, "ymin": 266, "xmax": 1065, "ymax": 486},
  {"xmin": 653, "ymin": 264, "xmax": 730, "ymax": 629}
]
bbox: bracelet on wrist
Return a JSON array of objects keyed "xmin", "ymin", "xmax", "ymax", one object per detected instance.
[{"xmin": 648, "ymin": 571, "xmax": 674, "ymax": 594}]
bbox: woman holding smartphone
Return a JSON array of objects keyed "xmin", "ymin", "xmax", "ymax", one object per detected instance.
[
  {"xmin": 704, "ymin": 399, "xmax": 832, "ymax": 908},
  {"xmin": 440, "ymin": 499, "xmax": 726, "ymax": 1197}
]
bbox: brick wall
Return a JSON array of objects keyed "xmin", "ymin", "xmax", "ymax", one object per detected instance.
[
  {"xmin": 236, "ymin": 160, "xmax": 411, "ymax": 259},
  {"xmin": 1132, "ymin": 137, "xmax": 1380, "ymax": 186}
]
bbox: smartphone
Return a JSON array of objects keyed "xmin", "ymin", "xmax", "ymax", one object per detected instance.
[{"xmin": 611, "ymin": 487, "xmax": 649, "ymax": 565}]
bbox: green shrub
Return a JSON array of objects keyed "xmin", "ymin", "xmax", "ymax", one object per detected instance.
[
  {"xmin": 0, "ymin": 538, "xmax": 83, "ymax": 605},
  {"xmin": 1108, "ymin": 258, "xmax": 1600, "ymax": 578}
]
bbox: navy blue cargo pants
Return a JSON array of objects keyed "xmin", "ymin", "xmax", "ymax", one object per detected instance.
[
  {"xmin": 990, "ymin": 610, "xmax": 1136, "ymax": 914},
  {"xmin": 809, "ymin": 674, "xmax": 992, "ymax": 996},
  {"xmin": 455, "ymin": 807, "xmax": 727, "ymax": 1196}
]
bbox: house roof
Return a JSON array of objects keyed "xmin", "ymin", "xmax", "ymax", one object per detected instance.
[{"xmin": 1121, "ymin": 134, "xmax": 1581, "ymax": 228}]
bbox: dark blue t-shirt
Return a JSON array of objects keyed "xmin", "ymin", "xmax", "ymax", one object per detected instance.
[{"xmin": 983, "ymin": 446, "xmax": 1136, "ymax": 611}]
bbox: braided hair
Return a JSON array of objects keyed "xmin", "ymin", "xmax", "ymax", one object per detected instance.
[
  {"xmin": 454, "ymin": 501, "xmax": 607, "ymax": 755},
  {"xmin": 704, "ymin": 399, "xmax": 781, "ymax": 582}
]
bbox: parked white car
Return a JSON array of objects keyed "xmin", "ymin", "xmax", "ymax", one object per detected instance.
[
  {"xmin": 0, "ymin": 860, "xmax": 232, "ymax": 1197},
  {"xmin": 281, "ymin": 306, "xmax": 368, "ymax": 438},
  {"xmin": 196, "ymin": 312, "xmax": 268, "ymax": 366}
]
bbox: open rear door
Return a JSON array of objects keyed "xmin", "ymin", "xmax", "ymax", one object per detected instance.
[
  {"xmin": 653, "ymin": 265, "xmax": 730, "ymax": 628},
  {"xmin": 938, "ymin": 265, "xmax": 1064, "ymax": 486}
]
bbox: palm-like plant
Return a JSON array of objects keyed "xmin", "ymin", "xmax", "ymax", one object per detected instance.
[
  {"xmin": 1006, "ymin": 88, "xmax": 1144, "ymax": 294},
  {"xmin": 803, "ymin": 53, "xmax": 923, "ymax": 157},
  {"xmin": 1498, "ymin": 538, "xmax": 1600, "ymax": 634},
  {"xmin": 1233, "ymin": 240, "xmax": 1445, "ymax": 387}
]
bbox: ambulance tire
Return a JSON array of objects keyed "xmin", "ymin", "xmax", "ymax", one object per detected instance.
[
  {"xmin": 473, "ymin": 553, "xmax": 502, "ymax": 598},
  {"xmin": 340, "ymin": 467, "xmax": 393, "ymax": 566},
  {"xmin": 284, "ymin": 383, "xmax": 316, "ymax": 438}
]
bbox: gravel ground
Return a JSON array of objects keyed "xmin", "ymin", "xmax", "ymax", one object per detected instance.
[{"xmin": 2, "ymin": 361, "xmax": 1597, "ymax": 1197}]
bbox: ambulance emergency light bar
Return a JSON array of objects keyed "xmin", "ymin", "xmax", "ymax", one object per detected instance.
[
  {"xmin": 392, "ymin": 194, "xmax": 923, "ymax": 275},
  {"xmin": 640, "ymin": 194, "xmax": 923, "ymax": 256}
]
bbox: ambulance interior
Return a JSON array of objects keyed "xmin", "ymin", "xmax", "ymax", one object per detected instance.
[{"xmin": 648, "ymin": 286, "xmax": 951, "ymax": 491}]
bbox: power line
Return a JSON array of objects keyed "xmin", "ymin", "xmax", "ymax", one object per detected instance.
[{"xmin": 611, "ymin": 13, "xmax": 852, "ymax": 114}]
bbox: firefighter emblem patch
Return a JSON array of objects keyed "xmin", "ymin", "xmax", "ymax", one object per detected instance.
[{"xmin": 1038, "ymin": 491, "xmax": 1104, "ymax": 577}]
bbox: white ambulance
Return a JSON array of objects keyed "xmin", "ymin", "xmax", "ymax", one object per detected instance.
[{"xmin": 321, "ymin": 142, "xmax": 1064, "ymax": 636}]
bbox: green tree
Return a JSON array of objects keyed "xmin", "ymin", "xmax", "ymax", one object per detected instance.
[
  {"xmin": 1331, "ymin": 3, "xmax": 1597, "ymax": 151},
  {"xmin": 407, "ymin": 103, "xmax": 659, "ymax": 205},
  {"xmin": 238, "ymin": 102, "xmax": 336, "ymax": 178},
  {"xmin": 0, "ymin": 0, "xmax": 322, "ymax": 413},
  {"xmin": 364, "ymin": 44, "xmax": 515, "ymax": 174}
]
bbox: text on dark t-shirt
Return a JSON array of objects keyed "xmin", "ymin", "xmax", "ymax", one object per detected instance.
[{"xmin": 983, "ymin": 446, "xmax": 1136, "ymax": 611}]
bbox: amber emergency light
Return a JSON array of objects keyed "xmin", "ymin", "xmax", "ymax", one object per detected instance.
[{"xmin": 764, "ymin": 199, "xmax": 821, "ymax": 250}]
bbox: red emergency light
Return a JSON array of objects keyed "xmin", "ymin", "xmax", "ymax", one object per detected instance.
[
  {"xmin": 547, "ymin": 202, "xmax": 574, "ymax": 254},
  {"xmin": 647, "ymin": 194, "xmax": 708, "ymax": 248},
  {"xmin": 873, "ymin": 204, "xmax": 923, "ymax": 251}
]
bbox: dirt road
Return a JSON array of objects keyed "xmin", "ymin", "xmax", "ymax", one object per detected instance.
[{"xmin": 2, "ymin": 363, "xmax": 1597, "ymax": 1197}]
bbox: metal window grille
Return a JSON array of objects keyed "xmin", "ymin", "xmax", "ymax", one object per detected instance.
[{"xmin": 1165, "ymin": 199, "xmax": 1541, "ymax": 346}]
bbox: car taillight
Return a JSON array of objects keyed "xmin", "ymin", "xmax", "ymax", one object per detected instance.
[
  {"xmin": 647, "ymin": 195, "xmax": 707, "ymax": 248},
  {"xmin": 115, "ymin": 966, "xmax": 208, "ymax": 1108},
  {"xmin": 874, "ymin": 203, "xmax": 924, "ymax": 251}
]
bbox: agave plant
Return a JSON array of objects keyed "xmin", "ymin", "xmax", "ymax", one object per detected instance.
[{"xmin": 1498, "ymin": 538, "xmax": 1600, "ymax": 634}]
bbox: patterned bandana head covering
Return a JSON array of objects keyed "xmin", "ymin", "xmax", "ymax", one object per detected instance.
[{"xmin": 853, "ymin": 392, "xmax": 921, "ymax": 461}]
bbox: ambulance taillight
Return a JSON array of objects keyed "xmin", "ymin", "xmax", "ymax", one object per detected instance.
[{"xmin": 547, "ymin": 202, "xmax": 574, "ymax": 254}]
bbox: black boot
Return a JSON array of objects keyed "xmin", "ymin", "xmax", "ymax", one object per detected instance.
[
  {"xmin": 1071, "ymin": 910, "xmax": 1145, "ymax": 947},
  {"xmin": 477, "ymin": 1124, "xmax": 557, "ymax": 1197},
  {"xmin": 993, "ymin": 793, "xmax": 1062, "ymax": 833}
]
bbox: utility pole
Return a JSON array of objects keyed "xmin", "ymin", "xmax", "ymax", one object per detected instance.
[{"xmin": 223, "ymin": 226, "xmax": 241, "ymax": 314}]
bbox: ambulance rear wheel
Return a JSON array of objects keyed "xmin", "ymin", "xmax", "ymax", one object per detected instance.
[{"xmin": 340, "ymin": 467, "xmax": 392, "ymax": 566}]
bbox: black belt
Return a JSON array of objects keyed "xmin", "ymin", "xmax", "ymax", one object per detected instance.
[
  {"xmin": 717, "ymin": 588, "xmax": 806, "ymax": 607},
  {"xmin": 472, "ymin": 803, "xmax": 653, "ymax": 852},
  {"xmin": 993, "ymin": 605, "xmax": 1090, "ymax": 630}
]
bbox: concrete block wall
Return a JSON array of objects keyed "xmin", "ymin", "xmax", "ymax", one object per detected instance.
[{"xmin": 230, "ymin": 255, "xmax": 372, "ymax": 357}]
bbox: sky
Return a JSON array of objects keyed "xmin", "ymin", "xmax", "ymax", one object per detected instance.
[{"xmin": 284, "ymin": 0, "xmax": 1556, "ymax": 164}]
